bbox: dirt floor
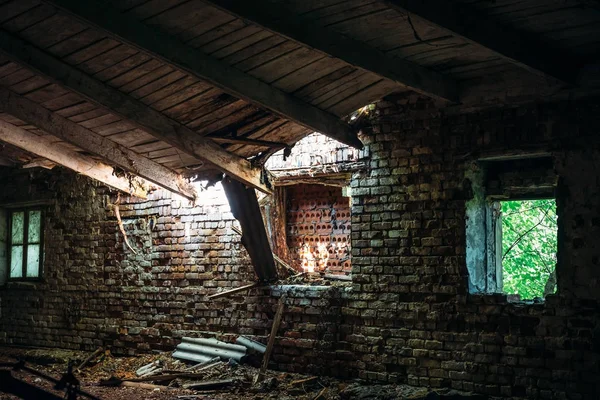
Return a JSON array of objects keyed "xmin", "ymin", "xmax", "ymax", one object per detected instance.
[{"xmin": 0, "ymin": 346, "xmax": 486, "ymax": 399}]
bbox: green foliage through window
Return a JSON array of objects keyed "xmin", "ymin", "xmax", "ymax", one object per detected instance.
[{"xmin": 501, "ymin": 199, "xmax": 557, "ymax": 300}]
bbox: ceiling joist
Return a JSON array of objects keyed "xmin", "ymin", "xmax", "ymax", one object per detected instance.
[
  {"xmin": 201, "ymin": 0, "xmax": 458, "ymax": 103},
  {"xmin": 383, "ymin": 0, "xmax": 575, "ymax": 85},
  {"xmin": 0, "ymin": 87, "xmax": 197, "ymax": 200},
  {"xmin": 0, "ymin": 31, "xmax": 271, "ymax": 194},
  {"xmin": 0, "ymin": 120, "xmax": 149, "ymax": 198},
  {"xmin": 45, "ymin": 0, "xmax": 363, "ymax": 149}
]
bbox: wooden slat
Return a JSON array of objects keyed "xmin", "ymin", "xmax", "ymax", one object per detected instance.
[
  {"xmin": 19, "ymin": 14, "xmax": 88, "ymax": 49},
  {"xmin": 315, "ymin": 3, "xmax": 390, "ymax": 26},
  {"xmin": 41, "ymin": 92, "xmax": 84, "ymax": 110},
  {"xmin": 125, "ymin": 0, "xmax": 190, "ymax": 21},
  {"xmin": 186, "ymin": 100, "xmax": 249, "ymax": 130},
  {"xmin": 313, "ymin": 73, "xmax": 380, "ymax": 108},
  {"xmin": 129, "ymin": 70, "xmax": 186, "ymax": 100},
  {"xmin": 247, "ymin": 47, "xmax": 326, "ymax": 84},
  {"xmin": 328, "ymin": 79, "xmax": 399, "ymax": 116},
  {"xmin": 106, "ymin": 58, "xmax": 163, "ymax": 88},
  {"xmin": 178, "ymin": 9, "xmax": 236, "ymax": 43},
  {"xmin": 2, "ymin": 3, "xmax": 56, "ymax": 33},
  {"xmin": 198, "ymin": 25, "xmax": 263, "ymax": 53},
  {"xmin": 46, "ymin": 28, "xmax": 106, "ymax": 58},
  {"xmin": 0, "ymin": 87, "xmax": 197, "ymax": 199},
  {"xmin": 68, "ymin": 108, "xmax": 106, "ymax": 123},
  {"xmin": 118, "ymin": 64, "xmax": 175, "ymax": 93},
  {"xmin": 0, "ymin": 117, "xmax": 148, "ymax": 198},
  {"xmin": 47, "ymin": 0, "xmax": 362, "ymax": 148},
  {"xmin": 78, "ymin": 44, "xmax": 139, "ymax": 75},
  {"xmin": 140, "ymin": 75, "xmax": 198, "ymax": 105},
  {"xmin": 201, "ymin": 0, "xmax": 457, "ymax": 102},
  {"xmin": 222, "ymin": 35, "xmax": 288, "ymax": 66},
  {"xmin": 177, "ymin": 93, "xmax": 248, "ymax": 126},
  {"xmin": 232, "ymin": 40, "xmax": 300, "ymax": 73},
  {"xmin": 93, "ymin": 52, "xmax": 152, "ymax": 82},
  {"xmin": 299, "ymin": 69, "xmax": 365, "ymax": 103},
  {"xmin": 107, "ymin": 128, "xmax": 156, "ymax": 147},
  {"xmin": 64, "ymin": 38, "xmax": 121, "ymax": 65},
  {"xmin": 92, "ymin": 120, "xmax": 136, "ymax": 136},
  {"xmin": 186, "ymin": 18, "xmax": 247, "ymax": 48},
  {"xmin": 10, "ymin": 75, "xmax": 49, "ymax": 94},
  {"xmin": 272, "ymin": 57, "xmax": 347, "ymax": 93},
  {"xmin": 0, "ymin": 31, "xmax": 271, "ymax": 192},
  {"xmin": 293, "ymin": 65, "xmax": 357, "ymax": 99},
  {"xmin": 24, "ymin": 83, "xmax": 70, "ymax": 103},
  {"xmin": 0, "ymin": 0, "xmax": 42, "ymax": 24},
  {"xmin": 0, "ymin": 68, "xmax": 35, "ymax": 86},
  {"xmin": 194, "ymin": 106, "xmax": 261, "ymax": 136},
  {"xmin": 54, "ymin": 102, "xmax": 96, "ymax": 118},
  {"xmin": 382, "ymin": 0, "xmax": 576, "ymax": 84},
  {"xmin": 151, "ymin": 80, "xmax": 212, "ymax": 111},
  {"xmin": 209, "ymin": 30, "xmax": 274, "ymax": 60},
  {"xmin": 162, "ymin": 87, "xmax": 226, "ymax": 119},
  {"xmin": 130, "ymin": 140, "xmax": 171, "ymax": 154}
]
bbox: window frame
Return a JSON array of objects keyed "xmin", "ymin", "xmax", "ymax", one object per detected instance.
[
  {"xmin": 465, "ymin": 156, "xmax": 558, "ymax": 299},
  {"xmin": 7, "ymin": 207, "xmax": 44, "ymax": 281}
]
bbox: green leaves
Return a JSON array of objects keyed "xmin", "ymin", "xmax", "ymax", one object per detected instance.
[{"xmin": 501, "ymin": 199, "xmax": 557, "ymax": 300}]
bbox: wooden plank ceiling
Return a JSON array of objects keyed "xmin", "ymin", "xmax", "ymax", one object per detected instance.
[{"xmin": 0, "ymin": 0, "xmax": 597, "ymax": 196}]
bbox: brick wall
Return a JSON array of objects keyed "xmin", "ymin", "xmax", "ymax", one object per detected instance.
[
  {"xmin": 342, "ymin": 95, "xmax": 600, "ymax": 398},
  {"xmin": 1, "ymin": 94, "xmax": 600, "ymax": 398},
  {"xmin": 0, "ymin": 171, "xmax": 343, "ymax": 376}
]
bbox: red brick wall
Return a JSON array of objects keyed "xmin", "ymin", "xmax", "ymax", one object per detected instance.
[{"xmin": 286, "ymin": 184, "xmax": 351, "ymax": 274}]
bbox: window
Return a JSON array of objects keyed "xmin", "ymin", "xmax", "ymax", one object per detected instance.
[
  {"xmin": 497, "ymin": 199, "xmax": 557, "ymax": 300},
  {"xmin": 466, "ymin": 157, "xmax": 558, "ymax": 300},
  {"xmin": 8, "ymin": 208, "xmax": 43, "ymax": 279}
]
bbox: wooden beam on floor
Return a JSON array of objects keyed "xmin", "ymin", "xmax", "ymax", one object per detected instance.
[
  {"xmin": 382, "ymin": 0, "xmax": 575, "ymax": 84},
  {"xmin": 201, "ymin": 0, "xmax": 457, "ymax": 103},
  {"xmin": 0, "ymin": 87, "xmax": 197, "ymax": 200},
  {"xmin": 0, "ymin": 120, "xmax": 149, "ymax": 198},
  {"xmin": 44, "ymin": 0, "xmax": 363, "ymax": 149},
  {"xmin": 0, "ymin": 32, "xmax": 271, "ymax": 194}
]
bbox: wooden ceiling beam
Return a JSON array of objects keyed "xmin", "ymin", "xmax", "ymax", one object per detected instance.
[
  {"xmin": 0, "ymin": 120, "xmax": 149, "ymax": 198},
  {"xmin": 382, "ymin": 0, "xmax": 575, "ymax": 84},
  {"xmin": 44, "ymin": 0, "xmax": 363, "ymax": 149},
  {"xmin": 201, "ymin": 0, "xmax": 458, "ymax": 103},
  {"xmin": 0, "ymin": 31, "xmax": 271, "ymax": 194},
  {"xmin": 0, "ymin": 87, "xmax": 197, "ymax": 200}
]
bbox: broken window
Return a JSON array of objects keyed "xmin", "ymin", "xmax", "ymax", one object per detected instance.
[
  {"xmin": 7, "ymin": 208, "xmax": 43, "ymax": 279},
  {"xmin": 466, "ymin": 156, "xmax": 558, "ymax": 300},
  {"xmin": 287, "ymin": 184, "xmax": 351, "ymax": 275},
  {"xmin": 497, "ymin": 199, "xmax": 557, "ymax": 300}
]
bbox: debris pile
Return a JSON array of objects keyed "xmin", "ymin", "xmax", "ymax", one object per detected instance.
[{"xmin": 0, "ymin": 346, "xmax": 490, "ymax": 400}]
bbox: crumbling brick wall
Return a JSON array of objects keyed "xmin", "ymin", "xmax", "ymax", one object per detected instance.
[{"xmin": 1, "ymin": 94, "xmax": 600, "ymax": 398}]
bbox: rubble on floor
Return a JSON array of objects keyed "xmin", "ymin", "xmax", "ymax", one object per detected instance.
[{"xmin": 0, "ymin": 346, "xmax": 489, "ymax": 400}]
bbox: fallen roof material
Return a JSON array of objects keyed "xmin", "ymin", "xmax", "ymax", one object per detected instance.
[
  {"xmin": 235, "ymin": 336, "xmax": 267, "ymax": 354},
  {"xmin": 172, "ymin": 338, "xmax": 247, "ymax": 364}
]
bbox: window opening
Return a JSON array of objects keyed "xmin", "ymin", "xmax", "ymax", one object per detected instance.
[
  {"xmin": 286, "ymin": 184, "xmax": 351, "ymax": 275},
  {"xmin": 8, "ymin": 208, "xmax": 43, "ymax": 279},
  {"xmin": 465, "ymin": 156, "xmax": 558, "ymax": 300},
  {"xmin": 499, "ymin": 199, "xmax": 557, "ymax": 300}
]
